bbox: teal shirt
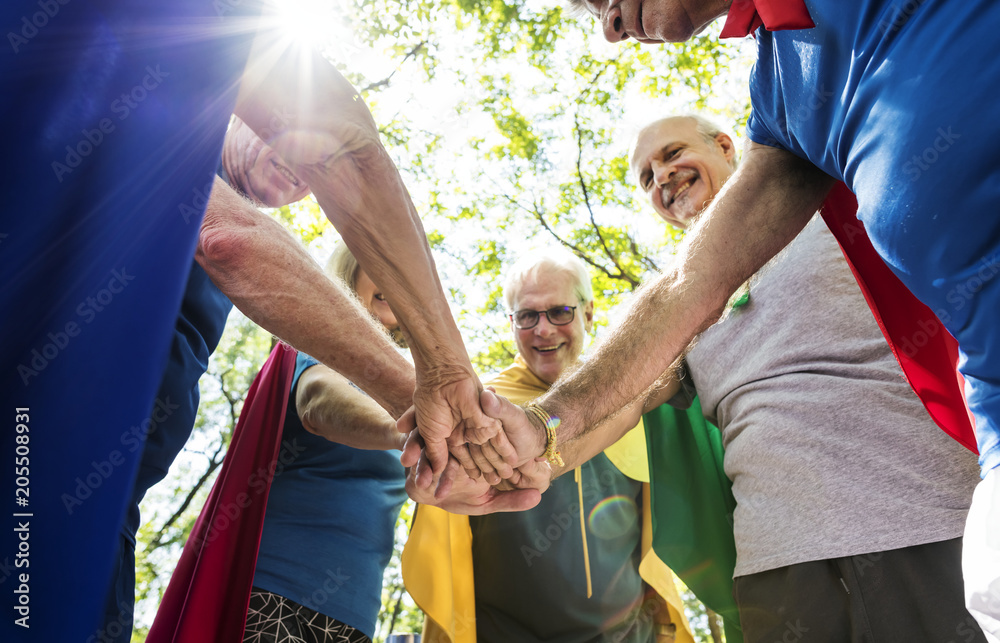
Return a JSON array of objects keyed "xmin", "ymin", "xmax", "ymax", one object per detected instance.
[
  {"xmin": 469, "ymin": 453, "xmax": 652, "ymax": 643},
  {"xmin": 252, "ymin": 353, "xmax": 406, "ymax": 638}
]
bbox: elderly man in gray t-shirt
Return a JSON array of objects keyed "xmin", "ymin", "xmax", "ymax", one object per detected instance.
[{"xmin": 632, "ymin": 115, "xmax": 985, "ymax": 642}]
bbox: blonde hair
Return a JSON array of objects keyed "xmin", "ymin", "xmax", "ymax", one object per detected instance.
[
  {"xmin": 325, "ymin": 241, "xmax": 361, "ymax": 288},
  {"xmin": 325, "ymin": 242, "xmax": 407, "ymax": 348}
]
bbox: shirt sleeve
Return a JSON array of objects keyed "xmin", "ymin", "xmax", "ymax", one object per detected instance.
[
  {"xmin": 746, "ymin": 108, "xmax": 783, "ymax": 148},
  {"xmin": 291, "ymin": 351, "xmax": 321, "ymax": 394},
  {"xmin": 666, "ymin": 361, "xmax": 697, "ymax": 410}
]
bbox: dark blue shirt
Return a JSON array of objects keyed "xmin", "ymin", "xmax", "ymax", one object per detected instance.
[
  {"xmin": 127, "ymin": 264, "xmax": 233, "ymax": 532},
  {"xmin": 253, "ymin": 352, "xmax": 406, "ymax": 638},
  {"xmin": 469, "ymin": 454, "xmax": 651, "ymax": 643}
]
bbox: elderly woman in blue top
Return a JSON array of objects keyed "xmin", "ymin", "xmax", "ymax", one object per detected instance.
[{"xmin": 245, "ymin": 242, "xmax": 408, "ymax": 643}]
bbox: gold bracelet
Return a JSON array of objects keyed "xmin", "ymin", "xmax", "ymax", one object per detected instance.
[{"xmin": 525, "ymin": 403, "xmax": 564, "ymax": 468}]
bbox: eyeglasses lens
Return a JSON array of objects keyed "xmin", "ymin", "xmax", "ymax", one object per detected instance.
[{"xmin": 512, "ymin": 306, "xmax": 576, "ymax": 329}]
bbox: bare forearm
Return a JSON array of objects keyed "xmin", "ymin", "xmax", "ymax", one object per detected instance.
[
  {"xmin": 551, "ymin": 396, "xmax": 645, "ymax": 476},
  {"xmin": 539, "ymin": 144, "xmax": 833, "ymax": 443},
  {"xmin": 233, "ymin": 36, "xmax": 473, "ymax": 382},
  {"xmin": 298, "ymin": 366, "xmax": 407, "ymax": 449},
  {"xmin": 197, "ymin": 177, "xmax": 415, "ymax": 417},
  {"xmin": 544, "ymin": 367, "xmax": 680, "ymax": 476}
]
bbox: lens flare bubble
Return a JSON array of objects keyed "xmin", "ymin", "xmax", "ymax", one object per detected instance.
[{"xmin": 588, "ymin": 495, "xmax": 638, "ymax": 540}]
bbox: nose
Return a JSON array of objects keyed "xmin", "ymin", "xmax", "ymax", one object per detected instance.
[
  {"xmin": 651, "ymin": 159, "xmax": 675, "ymax": 186},
  {"xmin": 534, "ymin": 315, "xmax": 556, "ymax": 337},
  {"xmin": 602, "ymin": 2, "xmax": 629, "ymax": 42}
]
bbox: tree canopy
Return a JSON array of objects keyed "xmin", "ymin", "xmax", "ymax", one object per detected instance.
[{"xmin": 131, "ymin": 1, "xmax": 755, "ymax": 641}]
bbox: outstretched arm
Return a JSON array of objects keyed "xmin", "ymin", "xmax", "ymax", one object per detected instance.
[
  {"xmin": 232, "ymin": 29, "xmax": 499, "ymax": 475},
  {"xmin": 536, "ymin": 143, "xmax": 832, "ymax": 450},
  {"xmin": 470, "ymin": 143, "xmax": 833, "ymax": 476},
  {"xmin": 197, "ymin": 176, "xmax": 415, "ymax": 418},
  {"xmin": 474, "ymin": 369, "xmax": 681, "ymax": 482}
]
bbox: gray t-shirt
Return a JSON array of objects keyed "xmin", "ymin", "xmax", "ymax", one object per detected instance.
[{"xmin": 673, "ymin": 216, "xmax": 980, "ymax": 577}]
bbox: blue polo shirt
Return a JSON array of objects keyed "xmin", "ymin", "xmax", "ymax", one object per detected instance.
[
  {"xmin": 0, "ymin": 0, "xmax": 257, "ymax": 638},
  {"xmin": 745, "ymin": 0, "xmax": 1000, "ymax": 472}
]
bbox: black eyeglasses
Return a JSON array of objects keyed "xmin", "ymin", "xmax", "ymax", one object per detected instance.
[{"xmin": 509, "ymin": 306, "xmax": 577, "ymax": 330}]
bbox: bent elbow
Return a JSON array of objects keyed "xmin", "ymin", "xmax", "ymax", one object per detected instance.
[{"xmin": 195, "ymin": 225, "xmax": 253, "ymax": 278}]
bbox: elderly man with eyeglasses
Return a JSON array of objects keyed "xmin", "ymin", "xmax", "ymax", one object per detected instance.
[{"xmin": 402, "ymin": 250, "xmax": 693, "ymax": 643}]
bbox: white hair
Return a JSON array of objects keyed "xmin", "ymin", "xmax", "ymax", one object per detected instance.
[{"xmin": 503, "ymin": 249, "xmax": 594, "ymax": 311}]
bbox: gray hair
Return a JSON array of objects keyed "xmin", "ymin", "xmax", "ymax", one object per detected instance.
[
  {"xmin": 633, "ymin": 114, "xmax": 740, "ymax": 170},
  {"xmin": 325, "ymin": 242, "xmax": 407, "ymax": 348},
  {"xmin": 563, "ymin": 0, "xmax": 591, "ymax": 18},
  {"xmin": 503, "ymin": 249, "xmax": 594, "ymax": 311}
]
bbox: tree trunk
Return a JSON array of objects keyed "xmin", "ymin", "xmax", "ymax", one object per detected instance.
[{"xmin": 706, "ymin": 607, "xmax": 723, "ymax": 643}]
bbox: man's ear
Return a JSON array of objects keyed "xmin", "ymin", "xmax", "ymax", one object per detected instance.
[
  {"xmin": 583, "ymin": 300, "xmax": 595, "ymax": 332},
  {"xmin": 716, "ymin": 132, "xmax": 736, "ymax": 164}
]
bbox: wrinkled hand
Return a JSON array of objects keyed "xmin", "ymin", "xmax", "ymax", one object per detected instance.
[
  {"xmin": 429, "ymin": 388, "xmax": 550, "ymax": 495},
  {"xmin": 404, "ymin": 440, "xmax": 551, "ymax": 515},
  {"xmin": 399, "ymin": 372, "xmax": 516, "ymax": 483},
  {"xmin": 480, "ymin": 388, "xmax": 547, "ymax": 469}
]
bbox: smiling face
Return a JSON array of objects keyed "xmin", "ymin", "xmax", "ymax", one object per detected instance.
[
  {"xmin": 577, "ymin": 0, "xmax": 730, "ymax": 44},
  {"xmin": 223, "ymin": 117, "xmax": 311, "ymax": 208},
  {"xmin": 631, "ymin": 116, "xmax": 735, "ymax": 229},
  {"xmin": 354, "ymin": 268, "xmax": 398, "ymax": 332},
  {"xmin": 509, "ymin": 268, "xmax": 594, "ymax": 386},
  {"xmin": 245, "ymin": 143, "xmax": 311, "ymax": 208}
]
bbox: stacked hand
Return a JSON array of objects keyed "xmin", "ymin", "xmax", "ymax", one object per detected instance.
[{"xmin": 399, "ymin": 381, "xmax": 553, "ymax": 514}]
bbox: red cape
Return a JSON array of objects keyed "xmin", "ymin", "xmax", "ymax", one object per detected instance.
[
  {"xmin": 820, "ymin": 183, "xmax": 977, "ymax": 453},
  {"xmin": 148, "ymin": 344, "xmax": 297, "ymax": 642}
]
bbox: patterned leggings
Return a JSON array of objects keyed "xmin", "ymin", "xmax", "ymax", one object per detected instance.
[{"xmin": 243, "ymin": 588, "xmax": 371, "ymax": 643}]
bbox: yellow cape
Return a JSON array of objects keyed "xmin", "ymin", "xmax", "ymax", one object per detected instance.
[{"xmin": 401, "ymin": 356, "xmax": 694, "ymax": 643}]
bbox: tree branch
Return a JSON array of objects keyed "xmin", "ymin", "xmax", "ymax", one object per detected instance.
[
  {"xmin": 144, "ymin": 439, "xmax": 226, "ymax": 553},
  {"xmin": 358, "ymin": 40, "xmax": 429, "ymax": 94},
  {"xmin": 568, "ymin": 55, "xmax": 648, "ymax": 289}
]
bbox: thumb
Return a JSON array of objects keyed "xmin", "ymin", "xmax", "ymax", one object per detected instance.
[{"xmin": 480, "ymin": 388, "xmax": 505, "ymax": 419}]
